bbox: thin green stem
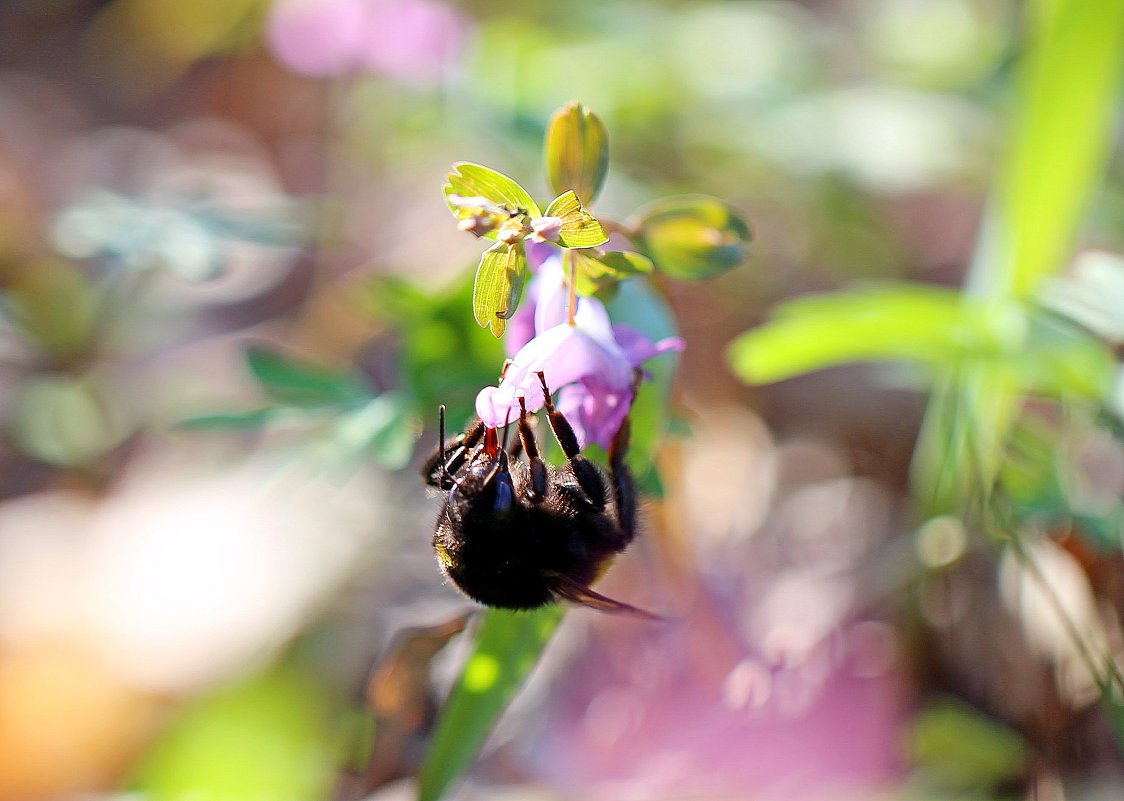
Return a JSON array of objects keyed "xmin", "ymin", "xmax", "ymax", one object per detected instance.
[{"xmin": 565, "ymin": 248, "xmax": 576, "ymax": 327}]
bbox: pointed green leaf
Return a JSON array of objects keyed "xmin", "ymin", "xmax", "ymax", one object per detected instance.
[
  {"xmin": 417, "ymin": 606, "xmax": 564, "ymax": 801},
  {"xmin": 544, "ymin": 190, "xmax": 608, "ymax": 248},
  {"xmin": 985, "ymin": 0, "xmax": 1124, "ymax": 300},
  {"xmin": 245, "ymin": 346, "xmax": 367, "ymax": 406},
  {"xmin": 472, "ymin": 243, "xmax": 527, "ymax": 337},
  {"xmin": 632, "ymin": 195, "xmax": 751, "ymax": 280},
  {"xmin": 726, "ymin": 285, "xmax": 1023, "ymax": 384},
  {"xmin": 570, "ymin": 249, "xmax": 653, "ymax": 296},
  {"xmin": 179, "ymin": 408, "xmax": 276, "ymax": 430},
  {"xmin": 444, "ymin": 163, "xmax": 541, "ymax": 222},
  {"xmin": 544, "ymin": 101, "xmax": 609, "ymax": 204}
]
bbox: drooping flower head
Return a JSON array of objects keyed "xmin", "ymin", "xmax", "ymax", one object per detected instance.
[{"xmin": 475, "ymin": 251, "xmax": 684, "ymax": 449}]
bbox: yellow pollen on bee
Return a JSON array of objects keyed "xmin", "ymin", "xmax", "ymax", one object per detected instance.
[{"xmin": 434, "ymin": 540, "xmax": 454, "ymax": 569}]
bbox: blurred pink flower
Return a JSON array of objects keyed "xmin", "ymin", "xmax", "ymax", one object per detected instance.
[
  {"xmin": 266, "ymin": 0, "xmax": 467, "ymax": 83},
  {"xmin": 475, "ymin": 253, "xmax": 684, "ymax": 448}
]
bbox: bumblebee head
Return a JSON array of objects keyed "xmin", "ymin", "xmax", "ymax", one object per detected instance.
[{"xmin": 449, "ymin": 426, "xmax": 516, "ymax": 523}]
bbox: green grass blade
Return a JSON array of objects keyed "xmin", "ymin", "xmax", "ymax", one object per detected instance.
[
  {"xmin": 726, "ymin": 285, "xmax": 1021, "ymax": 385},
  {"xmin": 981, "ymin": 0, "xmax": 1124, "ymax": 299},
  {"xmin": 918, "ymin": 0, "xmax": 1124, "ymax": 512},
  {"xmin": 417, "ymin": 606, "xmax": 564, "ymax": 801}
]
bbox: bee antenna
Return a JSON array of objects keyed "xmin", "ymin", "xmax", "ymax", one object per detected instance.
[{"xmin": 438, "ymin": 404, "xmax": 450, "ymax": 483}]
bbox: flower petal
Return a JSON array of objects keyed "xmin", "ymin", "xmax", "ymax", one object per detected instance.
[
  {"xmin": 611, "ymin": 324, "xmax": 686, "ymax": 366},
  {"xmin": 556, "ymin": 378, "xmax": 633, "ymax": 450}
]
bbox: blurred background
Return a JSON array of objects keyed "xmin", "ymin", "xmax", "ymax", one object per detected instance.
[{"xmin": 1, "ymin": 0, "xmax": 1124, "ymax": 800}]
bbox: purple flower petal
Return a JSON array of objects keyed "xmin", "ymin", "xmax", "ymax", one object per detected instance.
[
  {"xmin": 612, "ymin": 324, "xmax": 686, "ymax": 365},
  {"xmin": 479, "ymin": 260, "xmax": 686, "ymax": 447},
  {"xmin": 266, "ymin": 0, "xmax": 466, "ymax": 82},
  {"xmin": 556, "ymin": 377, "xmax": 633, "ymax": 450},
  {"xmin": 362, "ymin": 0, "xmax": 466, "ymax": 84},
  {"xmin": 267, "ymin": 0, "xmax": 370, "ymax": 76}
]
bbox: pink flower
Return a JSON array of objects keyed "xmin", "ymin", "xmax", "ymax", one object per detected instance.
[
  {"xmin": 266, "ymin": 0, "xmax": 466, "ymax": 83},
  {"xmin": 475, "ymin": 253, "xmax": 684, "ymax": 449}
]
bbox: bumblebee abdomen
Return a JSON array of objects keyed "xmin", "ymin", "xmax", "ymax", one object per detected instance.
[{"xmin": 433, "ymin": 510, "xmax": 558, "ymax": 609}]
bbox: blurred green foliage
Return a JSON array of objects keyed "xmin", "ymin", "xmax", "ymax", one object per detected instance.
[
  {"xmin": 417, "ymin": 607, "xmax": 564, "ymax": 801},
  {"xmin": 2, "ymin": 0, "xmax": 1124, "ymax": 799},
  {"xmin": 134, "ymin": 668, "xmax": 335, "ymax": 801},
  {"xmin": 905, "ymin": 697, "xmax": 1028, "ymax": 797}
]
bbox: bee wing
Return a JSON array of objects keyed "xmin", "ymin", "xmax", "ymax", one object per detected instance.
[{"xmin": 550, "ymin": 574, "xmax": 665, "ymax": 621}]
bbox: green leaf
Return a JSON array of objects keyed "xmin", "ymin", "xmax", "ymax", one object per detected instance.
[
  {"xmin": 472, "ymin": 243, "xmax": 527, "ymax": 337},
  {"xmin": 543, "ymin": 190, "xmax": 608, "ymax": 248},
  {"xmin": 1104, "ymin": 686, "xmax": 1124, "ymax": 757},
  {"xmin": 417, "ymin": 606, "xmax": 564, "ymax": 801},
  {"xmin": 362, "ymin": 275, "xmax": 504, "ymax": 429},
  {"xmin": 321, "ymin": 392, "xmax": 419, "ymax": 470},
  {"xmin": 544, "ymin": 101, "xmax": 610, "ymax": 205},
  {"xmin": 727, "ymin": 285, "xmax": 1024, "ymax": 385},
  {"xmin": 244, "ymin": 346, "xmax": 366, "ymax": 407},
  {"xmin": 570, "ymin": 249, "xmax": 653, "ymax": 296},
  {"xmin": 984, "ymin": 0, "xmax": 1124, "ymax": 300},
  {"xmin": 134, "ymin": 667, "xmax": 334, "ymax": 801},
  {"xmin": 914, "ymin": 0, "xmax": 1124, "ymax": 514},
  {"xmin": 179, "ymin": 408, "xmax": 276, "ymax": 430},
  {"xmin": 1014, "ymin": 311, "xmax": 1114, "ymax": 399},
  {"xmin": 906, "ymin": 697, "xmax": 1028, "ymax": 793},
  {"xmin": 444, "ymin": 163, "xmax": 541, "ymax": 222},
  {"xmin": 631, "ymin": 195, "xmax": 751, "ymax": 280}
]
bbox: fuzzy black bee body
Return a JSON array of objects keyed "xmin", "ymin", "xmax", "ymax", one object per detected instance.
[{"xmin": 423, "ymin": 375, "xmax": 653, "ymax": 617}]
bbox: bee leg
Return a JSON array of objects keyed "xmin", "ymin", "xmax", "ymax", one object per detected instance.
[
  {"xmin": 518, "ymin": 396, "xmax": 548, "ymax": 503},
  {"xmin": 608, "ymin": 412, "xmax": 637, "ymax": 547},
  {"xmin": 421, "ymin": 416, "xmax": 485, "ymax": 489},
  {"xmin": 535, "ymin": 372, "xmax": 607, "ymax": 510}
]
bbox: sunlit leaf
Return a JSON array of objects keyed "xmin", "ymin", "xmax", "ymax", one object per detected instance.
[
  {"xmin": 543, "ymin": 190, "xmax": 608, "ymax": 248},
  {"xmin": 570, "ymin": 249, "xmax": 653, "ymax": 297},
  {"xmin": 134, "ymin": 667, "xmax": 334, "ymax": 801},
  {"xmin": 906, "ymin": 697, "xmax": 1028, "ymax": 793},
  {"xmin": 245, "ymin": 346, "xmax": 366, "ymax": 407},
  {"xmin": 986, "ymin": 0, "xmax": 1124, "ymax": 299},
  {"xmin": 631, "ymin": 195, "xmax": 751, "ymax": 280},
  {"xmin": 916, "ymin": 0, "xmax": 1124, "ymax": 513},
  {"xmin": 444, "ymin": 163, "xmax": 541, "ymax": 222},
  {"xmin": 544, "ymin": 101, "xmax": 609, "ymax": 204},
  {"xmin": 417, "ymin": 606, "xmax": 564, "ymax": 801},
  {"xmin": 472, "ymin": 243, "xmax": 527, "ymax": 337},
  {"xmin": 727, "ymin": 285, "xmax": 1024, "ymax": 384}
]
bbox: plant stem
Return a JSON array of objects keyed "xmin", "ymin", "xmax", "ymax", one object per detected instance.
[{"xmin": 566, "ymin": 248, "xmax": 576, "ymax": 327}]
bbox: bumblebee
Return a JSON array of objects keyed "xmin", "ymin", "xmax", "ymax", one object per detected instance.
[{"xmin": 423, "ymin": 373, "xmax": 656, "ymax": 618}]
